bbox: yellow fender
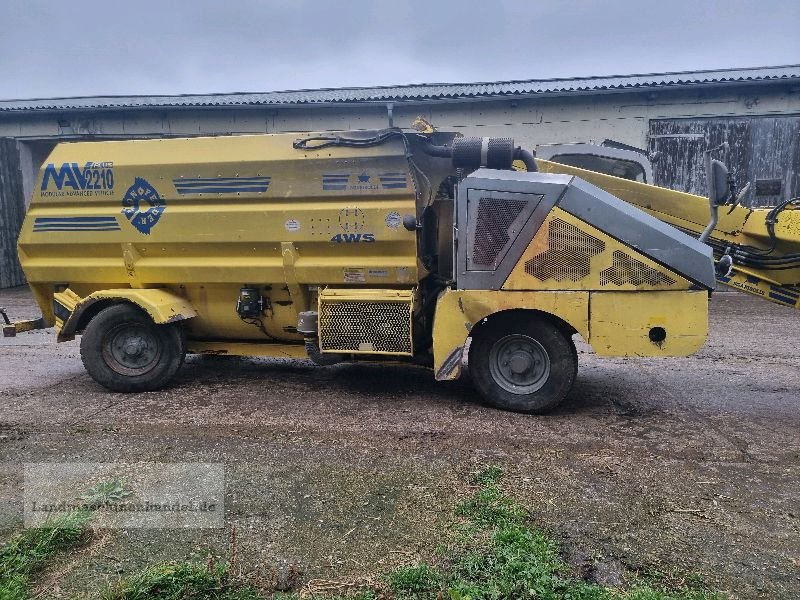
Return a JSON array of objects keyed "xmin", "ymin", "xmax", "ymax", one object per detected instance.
[
  {"xmin": 56, "ymin": 288, "xmax": 197, "ymax": 342},
  {"xmin": 432, "ymin": 289, "xmax": 708, "ymax": 380},
  {"xmin": 432, "ymin": 289, "xmax": 589, "ymax": 381}
]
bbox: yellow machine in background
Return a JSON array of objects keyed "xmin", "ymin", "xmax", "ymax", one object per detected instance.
[
  {"xmin": 537, "ymin": 156, "xmax": 800, "ymax": 310},
  {"xmin": 15, "ymin": 128, "xmax": 720, "ymax": 413}
]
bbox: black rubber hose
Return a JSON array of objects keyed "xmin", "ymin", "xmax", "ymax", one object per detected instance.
[
  {"xmin": 735, "ymin": 254, "xmax": 800, "ymax": 264},
  {"xmin": 422, "ymin": 139, "xmax": 535, "ymax": 173},
  {"xmin": 293, "ymin": 129, "xmax": 402, "ymax": 151},
  {"xmin": 729, "ymin": 254, "xmax": 800, "ymax": 269},
  {"xmin": 735, "ymin": 263, "xmax": 800, "ymax": 271},
  {"xmin": 734, "ymin": 258, "xmax": 800, "ymax": 269},
  {"xmin": 304, "ymin": 338, "xmax": 345, "ymax": 366},
  {"xmin": 420, "ymin": 143, "xmax": 453, "ymax": 158},
  {"xmin": 513, "ymin": 147, "xmax": 538, "ymax": 172},
  {"xmin": 731, "ymin": 248, "xmax": 800, "ymax": 263}
]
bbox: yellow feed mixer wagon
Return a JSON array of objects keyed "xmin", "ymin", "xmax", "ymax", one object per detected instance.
[{"xmin": 13, "ymin": 128, "xmax": 721, "ymax": 413}]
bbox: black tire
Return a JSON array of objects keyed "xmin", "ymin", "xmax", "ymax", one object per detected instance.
[
  {"xmin": 80, "ymin": 304, "xmax": 185, "ymax": 392},
  {"xmin": 469, "ymin": 315, "xmax": 577, "ymax": 414}
]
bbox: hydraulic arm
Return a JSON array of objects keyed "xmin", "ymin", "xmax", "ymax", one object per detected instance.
[{"xmin": 537, "ymin": 160, "xmax": 800, "ymax": 310}]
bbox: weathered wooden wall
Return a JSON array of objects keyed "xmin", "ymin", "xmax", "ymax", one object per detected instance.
[
  {"xmin": 649, "ymin": 116, "xmax": 800, "ymax": 208},
  {"xmin": 0, "ymin": 138, "xmax": 26, "ymax": 288}
]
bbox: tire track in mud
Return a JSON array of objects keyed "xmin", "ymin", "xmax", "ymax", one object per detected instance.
[{"xmin": 631, "ymin": 363, "xmax": 756, "ymax": 462}]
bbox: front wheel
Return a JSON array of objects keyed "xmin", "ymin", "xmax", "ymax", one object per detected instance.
[
  {"xmin": 469, "ymin": 315, "xmax": 577, "ymax": 414},
  {"xmin": 80, "ymin": 304, "xmax": 185, "ymax": 392}
]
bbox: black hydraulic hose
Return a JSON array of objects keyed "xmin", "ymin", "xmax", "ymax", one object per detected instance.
[
  {"xmin": 293, "ymin": 130, "xmax": 403, "ymax": 151},
  {"xmin": 674, "ymin": 223, "xmax": 800, "ymax": 270},
  {"xmin": 420, "ymin": 143, "xmax": 453, "ymax": 158},
  {"xmin": 304, "ymin": 337, "xmax": 345, "ymax": 366},
  {"xmin": 734, "ymin": 263, "xmax": 800, "ymax": 271},
  {"xmin": 734, "ymin": 253, "xmax": 800, "ymax": 264},
  {"xmin": 730, "ymin": 196, "xmax": 800, "ymax": 256},
  {"xmin": 728, "ymin": 254, "xmax": 800, "ymax": 271},
  {"xmin": 513, "ymin": 147, "xmax": 538, "ymax": 172},
  {"xmin": 734, "ymin": 258, "xmax": 800, "ymax": 269}
]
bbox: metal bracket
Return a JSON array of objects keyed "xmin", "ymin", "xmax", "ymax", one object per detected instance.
[
  {"xmin": 1, "ymin": 308, "xmax": 12, "ymax": 337},
  {"xmin": 2, "ymin": 309, "xmax": 47, "ymax": 337}
]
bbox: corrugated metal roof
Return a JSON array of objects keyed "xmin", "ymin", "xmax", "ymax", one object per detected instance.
[{"xmin": 1, "ymin": 65, "xmax": 798, "ymax": 113}]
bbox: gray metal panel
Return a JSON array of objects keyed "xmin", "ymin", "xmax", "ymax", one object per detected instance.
[
  {"xmin": 1, "ymin": 65, "xmax": 798, "ymax": 112},
  {"xmin": 455, "ymin": 169, "xmax": 715, "ymax": 290},
  {"xmin": 456, "ymin": 171, "xmax": 570, "ymax": 290},
  {"xmin": 462, "ymin": 168, "xmax": 574, "ymax": 190},
  {"xmin": 536, "ymin": 143, "xmax": 654, "ymax": 184},
  {"xmin": 465, "ymin": 189, "xmax": 544, "ymax": 271},
  {"xmin": 558, "ymin": 178, "xmax": 716, "ymax": 289}
]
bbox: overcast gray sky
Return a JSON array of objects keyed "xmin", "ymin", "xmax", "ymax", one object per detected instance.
[{"xmin": 1, "ymin": 0, "xmax": 798, "ymax": 100}]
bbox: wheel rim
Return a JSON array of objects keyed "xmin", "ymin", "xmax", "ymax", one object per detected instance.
[
  {"xmin": 102, "ymin": 323, "xmax": 162, "ymax": 376},
  {"xmin": 488, "ymin": 334, "xmax": 550, "ymax": 394}
]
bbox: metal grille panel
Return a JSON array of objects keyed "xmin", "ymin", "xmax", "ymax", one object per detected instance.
[
  {"xmin": 600, "ymin": 251, "xmax": 676, "ymax": 286},
  {"xmin": 525, "ymin": 218, "xmax": 605, "ymax": 281},
  {"xmin": 471, "ymin": 198, "xmax": 528, "ymax": 267},
  {"xmin": 319, "ymin": 300, "xmax": 412, "ymax": 355}
]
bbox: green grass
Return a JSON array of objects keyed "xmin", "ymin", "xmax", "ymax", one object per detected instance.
[
  {"xmin": 0, "ymin": 469, "xmax": 724, "ymax": 600},
  {"xmin": 0, "ymin": 510, "xmax": 91, "ymax": 600},
  {"xmin": 388, "ymin": 564, "xmax": 442, "ymax": 600},
  {"xmin": 101, "ymin": 560, "xmax": 384, "ymax": 600},
  {"xmin": 100, "ymin": 561, "xmax": 263, "ymax": 600},
  {"xmin": 387, "ymin": 466, "xmax": 724, "ymax": 600}
]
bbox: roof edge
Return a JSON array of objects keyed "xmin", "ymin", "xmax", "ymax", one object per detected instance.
[{"xmin": 1, "ymin": 64, "xmax": 798, "ymax": 113}]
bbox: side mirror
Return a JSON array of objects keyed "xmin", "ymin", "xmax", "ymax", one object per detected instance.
[{"xmin": 709, "ymin": 159, "xmax": 731, "ymax": 206}]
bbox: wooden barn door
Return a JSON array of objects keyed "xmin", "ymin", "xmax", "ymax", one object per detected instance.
[
  {"xmin": 0, "ymin": 138, "xmax": 27, "ymax": 288},
  {"xmin": 648, "ymin": 116, "xmax": 800, "ymax": 208}
]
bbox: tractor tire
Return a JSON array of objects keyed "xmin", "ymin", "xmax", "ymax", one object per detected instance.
[
  {"xmin": 80, "ymin": 304, "xmax": 185, "ymax": 392},
  {"xmin": 469, "ymin": 315, "xmax": 577, "ymax": 414}
]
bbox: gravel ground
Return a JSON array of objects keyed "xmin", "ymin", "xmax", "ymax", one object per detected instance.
[{"xmin": 0, "ymin": 285, "xmax": 798, "ymax": 599}]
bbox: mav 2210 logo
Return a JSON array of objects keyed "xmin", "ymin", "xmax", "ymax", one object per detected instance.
[{"xmin": 40, "ymin": 162, "xmax": 115, "ymax": 197}]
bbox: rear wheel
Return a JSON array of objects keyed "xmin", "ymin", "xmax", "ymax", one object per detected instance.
[
  {"xmin": 469, "ymin": 315, "xmax": 577, "ymax": 414},
  {"xmin": 80, "ymin": 304, "xmax": 185, "ymax": 392}
]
